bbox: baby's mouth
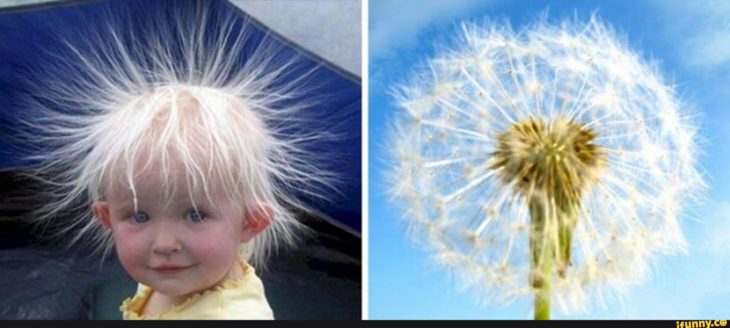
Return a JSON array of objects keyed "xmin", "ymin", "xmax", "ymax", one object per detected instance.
[{"xmin": 149, "ymin": 264, "xmax": 195, "ymax": 274}]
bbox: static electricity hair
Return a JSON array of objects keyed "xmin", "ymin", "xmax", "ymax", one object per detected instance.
[{"xmin": 18, "ymin": 1, "xmax": 336, "ymax": 266}]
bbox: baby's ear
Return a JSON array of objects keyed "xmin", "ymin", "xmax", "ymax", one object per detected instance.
[
  {"xmin": 91, "ymin": 201, "xmax": 112, "ymax": 229},
  {"xmin": 240, "ymin": 203, "xmax": 272, "ymax": 243}
]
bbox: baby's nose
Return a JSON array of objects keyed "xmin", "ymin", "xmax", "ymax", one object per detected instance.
[{"xmin": 151, "ymin": 229, "xmax": 182, "ymax": 254}]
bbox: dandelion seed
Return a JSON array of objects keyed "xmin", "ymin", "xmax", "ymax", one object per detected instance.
[{"xmin": 387, "ymin": 16, "xmax": 703, "ymax": 319}]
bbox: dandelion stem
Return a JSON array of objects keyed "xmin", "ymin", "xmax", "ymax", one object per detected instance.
[
  {"xmin": 535, "ymin": 281, "xmax": 551, "ymax": 320},
  {"xmin": 558, "ymin": 201, "xmax": 579, "ymax": 278},
  {"xmin": 529, "ymin": 194, "xmax": 581, "ymax": 320},
  {"xmin": 529, "ymin": 198, "xmax": 553, "ymax": 320}
]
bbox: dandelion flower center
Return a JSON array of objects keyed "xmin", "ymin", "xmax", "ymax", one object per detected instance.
[{"xmin": 490, "ymin": 116, "xmax": 606, "ymax": 203}]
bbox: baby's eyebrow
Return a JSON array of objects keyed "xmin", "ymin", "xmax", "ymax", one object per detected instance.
[
  {"xmin": 110, "ymin": 206, "xmax": 137, "ymax": 218},
  {"xmin": 109, "ymin": 195, "xmax": 149, "ymax": 211}
]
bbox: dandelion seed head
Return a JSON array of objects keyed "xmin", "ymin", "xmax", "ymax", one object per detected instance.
[
  {"xmin": 387, "ymin": 15, "xmax": 704, "ymax": 313},
  {"xmin": 490, "ymin": 116, "xmax": 607, "ymax": 203}
]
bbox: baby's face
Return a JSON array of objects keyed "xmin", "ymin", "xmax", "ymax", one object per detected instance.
[{"xmin": 93, "ymin": 171, "xmax": 252, "ymax": 297}]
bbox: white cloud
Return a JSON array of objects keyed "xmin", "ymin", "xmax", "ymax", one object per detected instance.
[
  {"xmin": 696, "ymin": 200, "xmax": 730, "ymax": 257},
  {"xmin": 683, "ymin": 30, "xmax": 730, "ymax": 69},
  {"xmin": 651, "ymin": 0, "xmax": 730, "ymax": 69},
  {"xmin": 369, "ymin": 0, "xmax": 497, "ymax": 62}
]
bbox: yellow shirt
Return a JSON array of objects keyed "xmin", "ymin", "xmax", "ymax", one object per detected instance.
[{"xmin": 120, "ymin": 259, "xmax": 274, "ymax": 320}]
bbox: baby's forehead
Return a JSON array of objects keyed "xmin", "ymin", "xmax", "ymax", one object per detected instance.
[{"xmin": 106, "ymin": 163, "xmax": 234, "ymax": 202}]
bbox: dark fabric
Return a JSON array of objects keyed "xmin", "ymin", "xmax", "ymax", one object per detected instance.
[{"xmin": 0, "ymin": 246, "xmax": 128, "ymax": 319}]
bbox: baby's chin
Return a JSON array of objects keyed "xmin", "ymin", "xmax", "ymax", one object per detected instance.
[
  {"xmin": 146, "ymin": 279, "xmax": 209, "ymax": 298},
  {"xmin": 142, "ymin": 274, "xmax": 228, "ymax": 299}
]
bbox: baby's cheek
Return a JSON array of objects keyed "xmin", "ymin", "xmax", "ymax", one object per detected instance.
[
  {"xmin": 112, "ymin": 229, "xmax": 148, "ymax": 274},
  {"xmin": 196, "ymin": 239, "xmax": 237, "ymax": 260},
  {"xmin": 194, "ymin": 233, "xmax": 240, "ymax": 266}
]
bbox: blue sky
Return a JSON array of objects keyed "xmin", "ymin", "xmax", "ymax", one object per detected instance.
[{"xmin": 368, "ymin": 0, "xmax": 730, "ymax": 319}]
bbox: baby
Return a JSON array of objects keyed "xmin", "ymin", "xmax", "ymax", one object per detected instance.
[
  {"xmin": 90, "ymin": 87, "xmax": 280, "ymax": 319},
  {"xmin": 20, "ymin": 0, "xmax": 333, "ymax": 320}
]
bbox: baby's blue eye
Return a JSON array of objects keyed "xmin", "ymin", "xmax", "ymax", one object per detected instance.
[
  {"xmin": 185, "ymin": 209, "xmax": 206, "ymax": 223},
  {"xmin": 130, "ymin": 211, "xmax": 150, "ymax": 224}
]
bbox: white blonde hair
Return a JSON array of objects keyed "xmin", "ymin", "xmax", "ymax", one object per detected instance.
[{"xmin": 19, "ymin": 1, "xmax": 336, "ymax": 266}]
